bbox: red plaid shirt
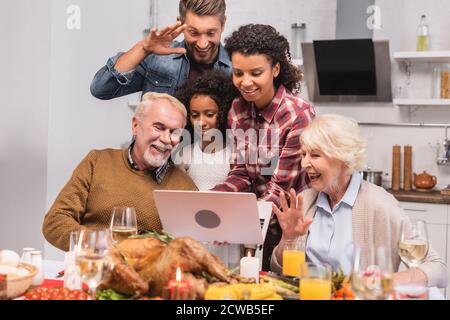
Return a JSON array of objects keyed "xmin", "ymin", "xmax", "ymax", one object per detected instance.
[{"xmin": 212, "ymin": 85, "xmax": 316, "ymax": 207}]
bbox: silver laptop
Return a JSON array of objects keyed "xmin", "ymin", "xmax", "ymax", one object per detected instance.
[{"xmin": 153, "ymin": 190, "xmax": 271, "ymax": 245}]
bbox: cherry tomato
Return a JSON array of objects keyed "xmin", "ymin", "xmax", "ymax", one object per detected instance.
[
  {"xmin": 40, "ymin": 293, "xmax": 50, "ymax": 300},
  {"xmin": 26, "ymin": 292, "xmax": 41, "ymax": 300},
  {"xmin": 333, "ymin": 287, "xmax": 344, "ymax": 298},
  {"xmin": 33, "ymin": 287, "xmax": 44, "ymax": 294},
  {"xmin": 59, "ymin": 288, "xmax": 71, "ymax": 296},
  {"xmin": 66, "ymin": 293, "xmax": 77, "ymax": 300},
  {"xmin": 25, "ymin": 292, "xmax": 34, "ymax": 299},
  {"xmin": 56, "ymin": 293, "xmax": 66, "ymax": 300},
  {"xmin": 71, "ymin": 289, "xmax": 83, "ymax": 296},
  {"xmin": 342, "ymin": 283, "xmax": 355, "ymax": 300}
]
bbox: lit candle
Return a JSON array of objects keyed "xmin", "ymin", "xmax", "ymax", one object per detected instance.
[
  {"xmin": 164, "ymin": 267, "xmax": 191, "ymax": 300},
  {"xmin": 240, "ymin": 252, "xmax": 260, "ymax": 283}
]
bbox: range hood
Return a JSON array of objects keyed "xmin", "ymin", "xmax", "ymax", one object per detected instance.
[
  {"xmin": 301, "ymin": 0, "xmax": 392, "ymax": 103},
  {"xmin": 302, "ymin": 39, "xmax": 392, "ymax": 102}
]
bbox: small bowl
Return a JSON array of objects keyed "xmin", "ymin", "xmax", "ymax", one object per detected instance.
[{"xmin": 0, "ymin": 263, "xmax": 38, "ymax": 298}]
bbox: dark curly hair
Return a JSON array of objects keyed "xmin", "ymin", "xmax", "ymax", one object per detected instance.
[
  {"xmin": 225, "ymin": 24, "xmax": 303, "ymax": 94},
  {"xmin": 175, "ymin": 70, "xmax": 238, "ymax": 143}
]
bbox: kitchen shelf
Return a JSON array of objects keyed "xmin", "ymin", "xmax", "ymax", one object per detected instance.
[
  {"xmin": 394, "ymin": 98, "xmax": 450, "ymax": 106},
  {"xmin": 394, "ymin": 51, "xmax": 450, "ymax": 62}
]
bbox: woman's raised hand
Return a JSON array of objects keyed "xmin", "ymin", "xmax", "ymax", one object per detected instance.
[
  {"xmin": 272, "ymin": 188, "xmax": 313, "ymax": 240},
  {"xmin": 141, "ymin": 21, "xmax": 187, "ymax": 55}
]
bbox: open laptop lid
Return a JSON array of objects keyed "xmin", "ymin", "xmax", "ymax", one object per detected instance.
[{"xmin": 153, "ymin": 190, "xmax": 266, "ymax": 244}]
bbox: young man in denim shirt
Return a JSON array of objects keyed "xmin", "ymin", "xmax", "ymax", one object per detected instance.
[{"xmin": 90, "ymin": 0, "xmax": 231, "ymax": 99}]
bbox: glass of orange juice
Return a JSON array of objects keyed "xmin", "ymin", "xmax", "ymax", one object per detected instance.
[
  {"xmin": 299, "ymin": 263, "xmax": 332, "ymax": 300},
  {"xmin": 282, "ymin": 238, "xmax": 305, "ymax": 277}
]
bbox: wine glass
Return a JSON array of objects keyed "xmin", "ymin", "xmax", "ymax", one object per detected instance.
[
  {"xmin": 397, "ymin": 219, "xmax": 429, "ymax": 293},
  {"xmin": 75, "ymin": 228, "xmax": 112, "ymax": 299},
  {"xmin": 110, "ymin": 207, "xmax": 138, "ymax": 245},
  {"xmin": 69, "ymin": 230, "xmax": 80, "ymax": 252},
  {"xmin": 350, "ymin": 245, "xmax": 394, "ymax": 300}
]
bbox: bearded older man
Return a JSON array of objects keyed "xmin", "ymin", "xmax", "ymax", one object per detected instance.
[{"xmin": 43, "ymin": 93, "xmax": 197, "ymax": 251}]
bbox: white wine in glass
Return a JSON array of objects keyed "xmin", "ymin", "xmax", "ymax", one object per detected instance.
[
  {"xmin": 76, "ymin": 254, "xmax": 105, "ymax": 288},
  {"xmin": 110, "ymin": 207, "xmax": 138, "ymax": 244},
  {"xmin": 350, "ymin": 246, "xmax": 394, "ymax": 300},
  {"xmin": 398, "ymin": 239, "xmax": 428, "ymax": 267},
  {"xmin": 75, "ymin": 228, "xmax": 111, "ymax": 299},
  {"xmin": 111, "ymin": 226, "xmax": 138, "ymax": 243},
  {"xmin": 398, "ymin": 220, "xmax": 429, "ymax": 269},
  {"xmin": 397, "ymin": 219, "xmax": 429, "ymax": 297}
]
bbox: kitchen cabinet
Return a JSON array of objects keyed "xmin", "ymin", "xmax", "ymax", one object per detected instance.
[
  {"xmin": 400, "ymin": 201, "xmax": 447, "ymax": 226},
  {"xmin": 399, "ymin": 201, "xmax": 449, "ymax": 299}
]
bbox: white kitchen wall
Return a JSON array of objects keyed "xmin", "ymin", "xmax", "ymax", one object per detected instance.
[
  {"xmin": 0, "ymin": 0, "xmax": 51, "ymax": 253},
  {"xmin": 1, "ymin": 0, "xmax": 450, "ymax": 259},
  {"xmin": 44, "ymin": 0, "xmax": 151, "ymax": 259}
]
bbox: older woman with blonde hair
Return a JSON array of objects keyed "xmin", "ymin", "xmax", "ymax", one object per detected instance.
[{"xmin": 270, "ymin": 113, "xmax": 448, "ymax": 289}]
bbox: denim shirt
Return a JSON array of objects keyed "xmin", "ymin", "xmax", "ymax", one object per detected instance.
[{"xmin": 90, "ymin": 40, "xmax": 232, "ymax": 99}]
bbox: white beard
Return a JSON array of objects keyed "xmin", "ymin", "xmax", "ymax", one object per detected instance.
[{"xmin": 143, "ymin": 148, "xmax": 169, "ymax": 168}]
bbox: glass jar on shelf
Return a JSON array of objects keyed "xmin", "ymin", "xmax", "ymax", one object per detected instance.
[
  {"xmin": 432, "ymin": 64, "xmax": 450, "ymax": 99},
  {"xmin": 440, "ymin": 65, "xmax": 450, "ymax": 99},
  {"xmin": 291, "ymin": 23, "xmax": 306, "ymax": 60}
]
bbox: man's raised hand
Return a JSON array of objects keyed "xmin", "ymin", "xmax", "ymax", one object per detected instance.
[{"xmin": 141, "ymin": 21, "xmax": 187, "ymax": 55}]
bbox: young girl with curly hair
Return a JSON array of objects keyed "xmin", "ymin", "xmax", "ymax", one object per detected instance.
[
  {"xmin": 174, "ymin": 70, "xmax": 241, "ymax": 268},
  {"xmin": 174, "ymin": 69, "xmax": 237, "ymax": 190},
  {"xmin": 211, "ymin": 24, "xmax": 316, "ymax": 270}
]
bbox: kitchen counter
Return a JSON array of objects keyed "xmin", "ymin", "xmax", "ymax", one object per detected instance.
[{"xmin": 387, "ymin": 189, "xmax": 450, "ymax": 204}]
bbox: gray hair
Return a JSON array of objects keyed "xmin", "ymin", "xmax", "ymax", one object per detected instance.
[
  {"xmin": 300, "ymin": 113, "xmax": 367, "ymax": 174},
  {"xmin": 135, "ymin": 92, "xmax": 187, "ymax": 126}
]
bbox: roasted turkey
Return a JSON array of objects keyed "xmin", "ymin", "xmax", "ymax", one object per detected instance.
[{"xmin": 102, "ymin": 236, "xmax": 238, "ymax": 299}]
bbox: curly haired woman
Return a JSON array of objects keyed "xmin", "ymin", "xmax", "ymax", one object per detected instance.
[{"xmin": 211, "ymin": 24, "xmax": 316, "ymax": 270}]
